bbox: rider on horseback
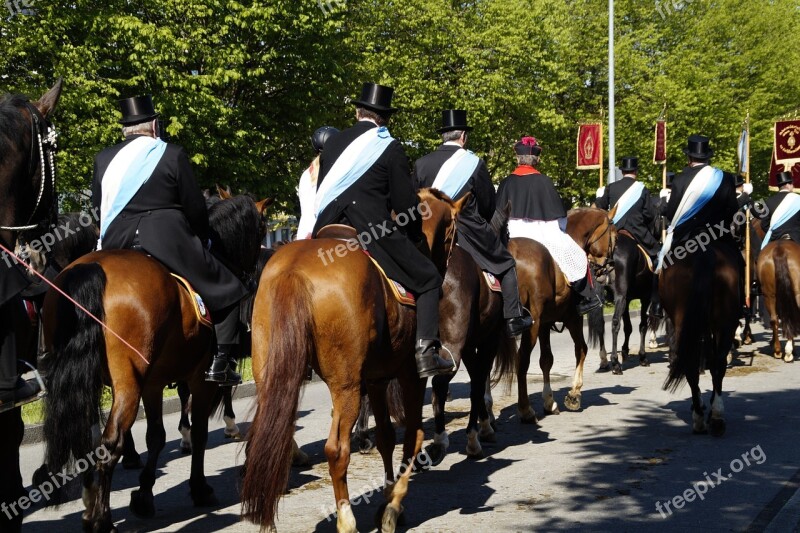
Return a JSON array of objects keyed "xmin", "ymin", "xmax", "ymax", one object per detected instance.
[
  {"xmin": 297, "ymin": 126, "xmax": 339, "ymax": 240},
  {"xmin": 312, "ymin": 83, "xmax": 454, "ymax": 378},
  {"xmin": 91, "ymin": 95, "xmax": 248, "ymax": 386},
  {"xmin": 496, "ymin": 136, "xmax": 603, "ymax": 314},
  {"xmin": 413, "ymin": 110, "xmax": 533, "ymax": 337},
  {"xmin": 759, "ymin": 171, "xmax": 800, "ymax": 247},
  {"xmin": 595, "ymin": 156, "xmax": 663, "ymax": 317}
]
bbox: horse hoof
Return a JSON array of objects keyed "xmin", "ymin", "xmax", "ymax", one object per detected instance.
[
  {"xmin": 478, "ymin": 431, "xmax": 497, "ymax": 444},
  {"xmin": 224, "ymin": 430, "xmax": 241, "ymax": 440},
  {"xmin": 82, "ymin": 517, "xmax": 116, "ymax": 533},
  {"xmin": 122, "ymin": 454, "xmax": 143, "ymax": 470},
  {"xmin": 612, "ymin": 364, "xmax": 623, "ymax": 375},
  {"xmin": 129, "ymin": 489, "xmax": 155, "ymax": 518},
  {"xmin": 518, "ymin": 407, "xmax": 538, "ymax": 424},
  {"xmin": 639, "ymin": 358, "xmax": 650, "ymax": 367},
  {"xmin": 596, "ymin": 364, "xmax": 610, "ymax": 373},
  {"xmin": 375, "ymin": 503, "xmax": 405, "ymax": 532},
  {"xmin": 425, "ymin": 443, "xmax": 446, "ymax": 467},
  {"xmin": 774, "ymin": 352, "xmax": 783, "ymax": 359},
  {"xmin": 190, "ymin": 483, "xmax": 218, "ymax": 507},
  {"xmin": 359, "ymin": 437, "xmax": 375, "ymax": 454},
  {"xmin": 709, "ymin": 418, "xmax": 726, "ymax": 437},
  {"xmin": 564, "ymin": 394, "xmax": 581, "ymax": 411},
  {"xmin": 621, "ymin": 350, "xmax": 630, "ymax": 360},
  {"xmin": 180, "ymin": 443, "xmax": 192, "ymax": 455},
  {"xmin": 544, "ymin": 405, "xmax": 560, "ymax": 416},
  {"xmin": 466, "ymin": 447, "xmax": 485, "ymax": 459}
]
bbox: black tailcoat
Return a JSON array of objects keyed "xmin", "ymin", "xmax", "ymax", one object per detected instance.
[
  {"xmin": 414, "ymin": 144, "xmax": 514, "ymax": 273},
  {"xmin": 91, "ymin": 135, "xmax": 247, "ymax": 313},
  {"xmin": 313, "ymin": 121, "xmax": 441, "ymax": 294},
  {"xmin": 595, "ymin": 176, "xmax": 659, "ymax": 256},
  {"xmin": 760, "ymin": 191, "xmax": 800, "ymax": 243},
  {"xmin": 495, "ymin": 167, "xmax": 567, "ymax": 222},
  {"xmin": 666, "ymin": 164, "xmax": 738, "ymax": 247}
]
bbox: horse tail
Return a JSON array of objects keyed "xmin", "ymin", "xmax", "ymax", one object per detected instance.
[
  {"xmin": 774, "ymin": 247, "xmax": 800, "ymax": 338},
  {"xmin": 241, "ymin": 271, "xmax": 314, "ymax": 527},
  {"xmin": 387, "ymin": 378, "xmax": 406, "ymax": 427},
  {"xmin": 43, "ymin": 263, "xmax": 106, "ymax": 474},
  {"xmin": 492, "ymin": 332, "xmax": 519, "ymax": 388},
  {"xmin": 587, "ymin": 304, "xmax": 606, "ymax": 348},
  {"xmin": 664, "ymin": 251, "xmax": 713, "ymax": 392}
]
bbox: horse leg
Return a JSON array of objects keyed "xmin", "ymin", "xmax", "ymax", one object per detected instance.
[
  {"xmin": 465, "ymin": 349, "xmax": 495, "ymax": 458},
  {"xmin": 765, "ymin": 294, "xmax": 783, "ymax": 358},
  {"xmin": 538, "ymin": 328, "xmax": 558, "ymax": 416},
  {"xmin": 564, "ymin": 313, "xmax": 588, "ymax": 412},
  {"xmin": 621, "ymin": 305, "xmax": 633, "ymax": 361},
  {"xmin": 638, "ymin": 298, "xmax": 650, "ymax": 367},
  {"xmin": 355, "ymin": 392, "xmax": 375, "ymax": 454},
  {"xmin": 187, "ymin": 377, "xmax": 219, "ymax": 507},
  {"xmin": 686, "ymin": 368, "xmax": 706, "ymax": 434},
  {"xmin": 0, "ymin": 410, "xmax": 23, "ymax": 533},
  {"xmin": 610, "ymin": 296, "xmax": 624, "ymax": 374},
  {"xmin": 484, "ymin": 374, "xmax": 496, "ymax": 429},
  {"xmin": 707, "ymin": 332, "xmax": 734, "ymax": 437},
  {"xmin": 121, "ymin": 429, "xmax": 143, "ymax": 469},
  {"xmin": 517, "ymin": 323, "xmax": 538, "ymax": 423},
  {"xmin": 597, "ymin": 312, "xmax": 610, "ymax": 372},
  {"xmin": 325, "ymin": 384, "xmax": 361, "ymax": 533},
  {"xmin": 177, "ymin": 381, "xmax": 192, "ymax": 454},
  {"xmin": 129, "ymin": 387, "xmax": 166, "ymax": 518},
  {"xmin": 222, "ymin": 386, "xmax": 240, "ymax": 439},
  {"xmin": 427, "ymin": 373, "xmax": 453, "ymax": 464}
]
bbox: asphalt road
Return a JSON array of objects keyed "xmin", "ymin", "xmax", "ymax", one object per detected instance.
[{"xmin": 15, "ymin": 317, "xmax": 800, "ymax": 532}]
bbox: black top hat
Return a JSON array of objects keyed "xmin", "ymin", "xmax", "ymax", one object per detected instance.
[
  {"xmin": 514, "ymin": 136, "xmax": 542, "ymax": 156},
  {"xmin": 118, "ymin": 95, "xmax": 159, "ymax": 125},
  {"xmin": 619, "ymin": 156, "xmax": 638, "ymax": 173},
  {"xmin": 776, "ymin": 171, "xmax": 794, "ymax": 187},
  {"xmin": 351, "ymin": 83, "xmax": 399, "ymax": 113},
  {"xmin": 666, "ymin": 171, "xmax": 676, "ymax": 188},
  {"xmin": 439, "ymin": 110, "xmax": 472, "ymax": 133},
  {"xmin": 682, "ymin": 134, "xmax": 714, "ymax": 159}
]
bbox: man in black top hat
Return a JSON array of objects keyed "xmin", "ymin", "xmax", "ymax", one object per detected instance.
[
  {"xmin": 414, "ymin": 110, "xmax": 532, "ymax": 337},
  {"xmin": 760, "ymin": 171, "xmax": 800, "ymax": 244},
  {"xmin": 596, "ymin": 156, "xmax": 662, "ymax": 315},
  {"xmin": 297, "ymin": 126, "xmax": 339, "ymax": 239},
  {"xmin": 313, "ymin": 83, "xmax": 453, "ymax": 377},
  {"xmin": 657, "ymin": 134, "xmax": 739, "ymax": 270},
  {"xmin": 91, "ymin": 95, "xmax": 248, "ymax": 386}
]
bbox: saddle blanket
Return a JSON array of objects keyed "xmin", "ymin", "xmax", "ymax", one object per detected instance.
[
  {"xmin": 364, "ymin": 253, "xmax": 416, "ymax": 307},
  {"xmin": 171, "ymin": 273, "xmax": 213, "ymax": 328},
  {"xmin": 507, "ymin": 218, "xmax": 588, "ymax": 282},
  {"xmin": 483, "ymin": 271, "xmax": 502, "ymax": 292}
]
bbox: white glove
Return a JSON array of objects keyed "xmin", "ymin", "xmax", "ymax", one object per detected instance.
[
  {"xmin": 743, "ymin": 183, "xmax": 753, "ymax": 195},
  {"xmin": 659, "ymin": 189, "xmax": 671, "ymax": 200},
  {"xmin": 596, "ymin": 186, "xmax": 605, "ymax": 198}
]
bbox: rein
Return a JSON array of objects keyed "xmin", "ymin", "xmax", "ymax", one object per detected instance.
[
  {"xmin": 0, "ymin": 102, "xmax": 58, "ymax": 232},
  {"xmin": 585, "ymin": 216, "xmax": 613, "ymax": 266}
]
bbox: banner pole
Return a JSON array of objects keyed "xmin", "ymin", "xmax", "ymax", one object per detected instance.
[
  {"xmin": 745, "ymin": 112, "xmax": 751, "ymax": 308},
  {"xmin": 600, "ymin": 121, "xmax": 605, "ymax": 187}
]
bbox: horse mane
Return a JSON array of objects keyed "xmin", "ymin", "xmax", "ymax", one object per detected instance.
[
  {"xmin": 0, "ymin": 94, "xmax": 30, "ymax": 162},
  {"xmin": 208, "ymin": 195, "xmax": 264, "ymax": 276},
  {"xmin": 51, "ymin": 213, "xmax": 98, "ymax": 270},
  {"xmin": 419, "ymin": 187, "xmax": 455, "ymax": 207}
]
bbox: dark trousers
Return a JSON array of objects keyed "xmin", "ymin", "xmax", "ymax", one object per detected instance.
[
  {"xmin": 499, "ymin": 266, "xmax": 524, "ymax": 319},
  {"xmin": 214, "ymin": 302, "xmax": 241, "ymax": 347},
  {"xmin": 416, "ymin": 288, "xmax": 439, "ymax": 340},
  {"xmin": 0, "ymin": 300, "xmax": 18, "ymax": 390}
]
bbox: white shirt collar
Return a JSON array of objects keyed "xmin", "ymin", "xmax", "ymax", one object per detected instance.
[
  {"xmin": 358, "ymin": 118, "xmax": 379, "ymax": 127},
  {"xmin": 443, "ymin": 141, "xmax": 463, "ymax": 147}
]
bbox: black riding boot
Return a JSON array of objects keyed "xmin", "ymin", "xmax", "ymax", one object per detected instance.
[
  {"xmin": 499, "ymin": 266, "xmax": 533, "ymax": 337},
  {"xmin": 206, "ymin": 302, "xmax": 242, "ymax": 386},
  {"xmin": 414, "ymin": 288, "xmax": 454, "ymax": 378},
  {"xmin": 649, "ymin": 266, "xmax": 664, "ymax": 319},
  {"xmin": 572, "ymin": 270, "xmax": 603, "ymax": 315}
]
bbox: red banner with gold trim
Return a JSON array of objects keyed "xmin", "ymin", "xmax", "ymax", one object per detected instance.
[
  {"xmin": 576, "ymin": 123, "xmax": 602, "ymax": 169},
  {"xmin": 653, "ymin": 120, "xmax": 667, "ymax": 164}
]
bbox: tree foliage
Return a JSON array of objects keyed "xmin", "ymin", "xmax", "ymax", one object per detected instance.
[{"xmin": 1, "ymin": 0, "xmax": 798, "ymax": 210}]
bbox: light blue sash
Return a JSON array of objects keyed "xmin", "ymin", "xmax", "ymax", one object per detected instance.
[
  {"xmin": 315, "ymin": 126, "xmax": 394, "ymax": 216},
  {"xmin": 430, "ymin": 148, "xmax": 481, "ymax": 199},
  {"xmin": 762, "ymin": 193, "xmax": 800, "ymax": 249},
  {"xmin": 612, "ymin": 181, "xmax": 645, "ymax": 224}
]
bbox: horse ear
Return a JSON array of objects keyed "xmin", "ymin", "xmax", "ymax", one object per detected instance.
[
  {"xmin": 216, "ymin": 184, "xmax": 232, "ymax": 200},
  {"xmin": 607, "ymin": 204, "xmax": 618, "ymax": 222},
  {"xmin": 255, "ymin": 197, "xmax": 274, "ymax": 214},
  {"xmin": 452, "ymin": 192, "xmax": 472, "ymax": 214},
  {"xmin": 34, "ymin": 78, "xmax": 63, "ymax": 119}
]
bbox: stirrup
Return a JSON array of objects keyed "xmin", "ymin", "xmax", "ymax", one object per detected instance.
[{"xmin": 0, "ymin": 360, "xmax": 47, "ymax": 414}]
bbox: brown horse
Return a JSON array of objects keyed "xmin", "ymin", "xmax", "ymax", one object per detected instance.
[
  {"xmin": 660, "ymin": 236, "xmax": 741, "ymax": 436},
  {"xmin": 0, "ymin": 81, "xmax": 61, "ymax": 533},
  {"xmin": 41, "ymin": 194, "xmax": 270, "ymax": 532},
  {"xmin": 757, "ymin": 239, "xmax": 800, "ymax": 362},
  {"xmin": 488, "ymin": 207, "xmax": 616, "ymax": 424},
  {"xmin": 241, "ymin": 189, "xmax": 467, "ymax": 533}
]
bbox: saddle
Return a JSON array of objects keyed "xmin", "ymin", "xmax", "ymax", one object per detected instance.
[
  {"xmin": 316, "ymin": 224, "xmax": 416, "ymax": 306},
  {"xmin": 171, "ymin": 274, "xmax": 213, "ymax": 328},
  {"xmin": 619, "ymin": 229, "xmax": 654, "ymax": 272},
  {"xmin": 483, "ymin": 271, "xmax": 502, "ymax": 293}
]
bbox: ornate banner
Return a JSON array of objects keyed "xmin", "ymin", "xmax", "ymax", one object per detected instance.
[
  {"xmin": 576, "ymin": 123, "xmax": 602, "ymax": 169},
  {"xmin": 653, "ymin": 120, "xmax": 667, "ymax": 164},
  {"xmin": 737, "ymin": 127, "xmax": 748, "ymax": 177},
  {"xmin": 769, "ymin": 147, "xmax": 800, "ymax": 189},
  {"xmin": 774, "ymin": 120, "xmax": 800, "ymax": 171}
]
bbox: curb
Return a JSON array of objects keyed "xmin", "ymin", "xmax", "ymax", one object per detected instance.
[{"xmin": 21, "ymin": 380, "xmax": 258, "ymax": 446}]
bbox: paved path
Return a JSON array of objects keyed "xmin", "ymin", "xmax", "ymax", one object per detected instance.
[{"xmin": 16, "ymin": 318, "xmax": 800, "ymax": 532}]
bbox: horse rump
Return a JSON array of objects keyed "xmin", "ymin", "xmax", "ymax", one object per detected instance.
[
  {"xmin": 773, "ymin": 246, "xmax": 800, "ymax": 339},
  {"xmin": 43, "ymin": 262, "xmax": 107, "ymax": 478}
]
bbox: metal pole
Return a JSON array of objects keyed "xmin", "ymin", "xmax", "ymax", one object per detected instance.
[{"xmin": 608, "ymin": 0, "xmax": 616, "ymax": 182}]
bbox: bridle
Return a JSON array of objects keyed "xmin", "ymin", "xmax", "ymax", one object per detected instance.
[
  {"xmin": 0, "ymin": 101, "xmax": 58, "ymax": 232},
  {"xmin": 586, "ymin": 215, "xmax": 615, "ymax": 277}
]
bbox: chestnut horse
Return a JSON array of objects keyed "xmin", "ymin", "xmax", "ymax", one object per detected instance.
[
  {"xmin": 0, "ymin": 81, "xmax": 61, "ymax": 533},
  {"xmin": 757, "ymin": 239, "xmax": 800, "ymax": 362},
  {"xmin": 488, "ymin": 207, "xmax": 617, "ymax": 424},
  {"xmin": 41, "ymin": 194, "xmax": 269, "ymax": 532},
  {"xmin": 241, "ymin": 189, "xmax": 466, "ymax": 533},
  {"xmin": 660, "ymin": 237, "xmax": 741, "ymax": 436}
]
